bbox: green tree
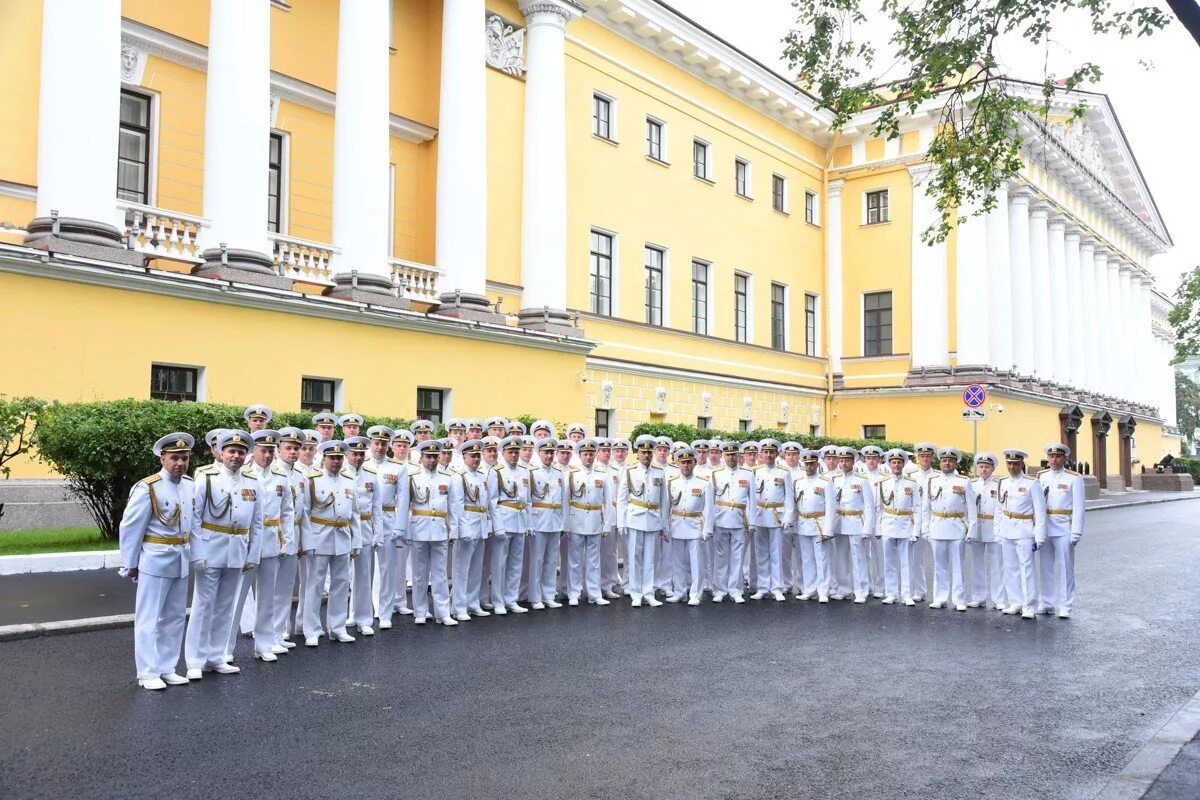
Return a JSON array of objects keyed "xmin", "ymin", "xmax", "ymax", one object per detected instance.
[
  {"xmin": 782, "ymin": 0, "xmax": 1183, "ymax": 243},
  {"xmin": 1176, "ymin": 371, "xmax": 1200, "ymax": 454},
  {"xmin": 1168, "ymin": 264, "xmax": 1200, "ymax": 363},
  {"xmin": 0, "ymin": 396, "xmax": 48, "ymax": 479}
]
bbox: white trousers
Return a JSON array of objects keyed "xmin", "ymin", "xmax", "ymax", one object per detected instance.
[
  {"xmin": 1038, "ymin": 535, "xmax": 1076, "ymax": 613},
  {"xmin": 654, "ymin": 534, "xmax": 672, "ymax": 592},
  {"xmin": 909, "ymin": 537, "xmax": 930, "ymax": 598},
  {"xmin": 557, "ymin": 533, "xmax": 570, "ymax": 595},
  {"xmin": 712, "ymin": 527, "xmax": 745, "ymax": 598},
  {"xmin": 133, "ymin": 573, "xmax": 188, "ymax": 679},
  {"xmin": 671, "ymin": 538, "xmax": 702, "ymax": 600},
  {"xmin": 252, "ymin": 557, "xmax": 282, "ymax": 654},
  {"xmin": 293, "ymin": 554, "xmax": 309, "ymax": 635},
  {"xmin": 701, "ymin": 536, "xmax": 715, "ymax": 591},
  {"xmin": 880, "ymin": 538, "xmax": 912, "ymax": 599},
  {"xmin": 567, "ymin": 533, "xmax": 602, "ymax": 601},
  {"xmin": 626, "ymin": 529, "xmax": 659, "ymax": 600},
  {"xmin": 350, "ymin": 546, "xmax": 375, "ymax": 626},
  {"xmin": 272, "ymin": 554, "xmax": 297, "ymax": 644},
  {"xmin": 302, "ymin": 553, "xmax": 351, "ymax": 638},
  {"xmin": 451, "ymin": 538, "xmax": 486, "ymax": 614},
  {"xmin": 599, "ymin": 527, "xmax": 621, "ymax": 590},
  {"xmin": 228, "ymin": 568, "xmax": 256, "ymax": 655},
  {"xmin": 967, "ymin": 540, "xmax": 1006, "ymax": 606},
  {"xmin": 410, "ymin": 540, "xmax": 450, "ymax": 619},
  {"xmin": 753, "ymin": 526, "xmax": 784, "ymax": 592},
  {"xmin": 838, "ymin": 535, "xmax": 870, "ymax": 597},
  {"xmin": 529, "ymin": 531, "xmax": 561, "ymax": 604},
  {"xmin": 491, "ymin": 531, "xmax": 526, "ymax": 607},
  {"xmin": 391, "ymin": 541, "xmax": 413, "ymax": 612},
  {"xmin": 1001, "ymin": 538, "xmax": 1037, "ymax": 611},
  {"xmin": 930, "ymin": 539, "xmax": 965, "ymax": 606},
  {"xmin": 185, "ymin": 566, "xmax": 241, "ymax": 670},
  {"xmin": 780, "ymin": 530, "xmax": 796, "ymax": 590},
  {"xmin": 480, "ymin": 536, "xmax": 493, "ymax": 604},
  {"xmin": 864, "ymin": 534, "xmax": 884, "ymax": 594},
  {"xmin": 372, "ymin": 543, "xmax": 396, "ymax": 620},
  {"xmin": 794, "ymin": 534, "xmax": 830, "ymax": 598},
  {"xmin": 830, "ymin": 534, "xmax": 851, "ymax": 595},
  {"xmin": 743, "ymin": 531, "xmax": 757, "ymax": 590}
]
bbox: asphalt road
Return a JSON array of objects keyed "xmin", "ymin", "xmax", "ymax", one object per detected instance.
[{"xmin": 1, "ymin": 502, "xmax": 1198, "ymax": 800}]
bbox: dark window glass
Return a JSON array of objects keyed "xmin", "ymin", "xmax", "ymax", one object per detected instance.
[
  {"xmin": 150, "ymin": 365, "xmax": 197, "ymax": 402},
  {"xmin": 805, "ymin": 191, "xmax": 816, "ymax": 224},
  {"xmin": 863, "ymin": 425, "xmax": 887, "ymax": 440},
  {"xmin": 804, "ymin": 293, "xmax": 818, "ymax": 356},
  {"xmin": 771, "ymin": 283, "xmax": 786, "ymax": 351},
  {"xmin": 589, "ymin": 230, "xmax": 613, "ymax": 316},
  {"xmin": 739, "ymin": 419, "xmax": 751, "ymax": 432},
  {"xmin": 866, "ymin": 189, "xmax": 890, "ymax": 224},
  {"xmin": 693, "ymin": 140, "xmax": 708, "ymax": 179},
  {"xmin": 268, "ymin": 133, "xmax": 284, "ymax": 233},
  {"xmin": 734, "ymin": 273, "xmax": 748, "ymax": 343},
  {"xmin": 593, "ymin": 95, "xmax": 612, "ymax": 140},
  {"xmin": 594, "ymin": 409, "xmax": 610, "ymax": 438},
  {"xmin": 644, "ymin": 246, "xmax": 664, "ymax": 326},
  {"xmin": 117, "ymin": 90, "xmax": 152, "ymax": 204},
  {"xmin": 735, "ymin": 160, "xmax": 749, "ymax": 196},
  {"xmin": 864, "ymin": 291, "xmax": 893, "ymax": 356},
  {"xmin": 416, "ymin": 388, "xmax": 444, "ymax": 424},
  {"xmin": 646, "ymin": 118, "xmax": 663, "ymax": 161},
  {"xmin": 772, "ymin": 174, "xmax": 786, "ymax": 212},
  {"xmin": 691, "ymin": 260, "xmax": 708, "ymax": 335},
  {"xmin": 302, "ymin": 378, "xmax": 336, "ymax": 413},
  {"xmin": 697, "ymin": 416, "xmax": 711, "ymax": 429}
]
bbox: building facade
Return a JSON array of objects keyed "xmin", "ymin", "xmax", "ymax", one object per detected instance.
[{"xmin": 0, "ymin": 0, "xmax": 1180, "ymax": 483}]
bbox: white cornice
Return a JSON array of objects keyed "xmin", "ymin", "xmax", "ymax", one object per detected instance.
[
  {"xmin": 0, "ymin": 180, "xmax": 36, "ymax": 202},
  {"xmin": 586, "ymin": 356, "xmax": 826, "ymax": 397},
  {"xmin": 0, "ymin": 246, "xmax": 594, "ymax": 356},
  {"xmin": 120, "ymin": 18, "xmax": 436, "ymax": 144}
]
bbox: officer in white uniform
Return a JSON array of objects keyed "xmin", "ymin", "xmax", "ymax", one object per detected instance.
[
  {"xmin": 652, "ymin": 436, "xmax": 676, "ymax": 598},
  {"xmin": 594, "ymin": 439, "xmax": 620, "ymax": 599},
  {"xmin": 875, "ymin": 449, "xmax": 918, "ymax": 605},
  {"xmin": 920, "ymin": 446, "xmax": 977, "ymax": 611},
  {"xmin": 528, "ymin": 438, "xmax": 568, "ymax": 609},
  {"xmin": 905, "ymin": 442, "xmax": 938, "ymax": 601},
  {"xmin": 617, "ymin": 435, "xmax": 668, "ymax": 607},
  {"xmin": 749, "ymin": 439, "xmax": 794, "ymax": 601},
  {"xmin": 272, "ymin": 427, "xmax": 307, "ymax": 650},
  {"xmin": 292, "ymin": 429, "xmax": 321, "ymax": 636},
  {"xmin": 118, "ymin": 433, "xmax": 197, "ymax": 690},
  {"xmin": 299, "ymin": 440, "xmax": 362, "ymax": 645},
  {"xmin": 339, "ymin": 413, "xmax": 363, "ymax": 441},
  {"xmin": 817, "ymin": 445, "xmax": 849, "ymax": 598},
  {"xmin": 244, "ymin": 404, "xmax": 272, "ymax": 433},
  {"xmin": 778, "ymin": 442, "xmax": 803, "ymax": 594},
  {"xmin": 601, "ymin": 438, "xmax": 631, "ymax": 597},
  {"xmin": 566, "ymin": 439, "xmax": 610, "ymax": 605},
  {"xmin": 488, "ymin": 436, "xmax": 532, "ymax": 615},
  {"xmin": 365, "ymin": 426, "xmax": 403, "ymax": 629},
  {"xmin": 449, "ymin": 439, "xmax": 494, "ymax": 621},
  {"xmin": 485, "ymin": 417, "xmax": 509, "ymax": 439},
  {"xmin": 831, "ymin": 446, "xmax": 877, "ymax": 603},
  {"xmin": 387, "ymin": 429, "xmax": 415, "ymax": 616},
  {"xmin": 791, "ymin": 449, "xmax": 833, "ymax": 602},
  {"xmin": 184, "ymin": 430, "xmax": 263, "ymax": 678},
  {"xmin": 408, "ymin": 439, "xmax": 459, "ymax": 626},
  {"xmin": 858, "ymin": 445, "xmax": 888, "ymax": 597},
  {"xmin": 344, "ymin": 436, "xmax": 379, "ymax": 635},
  {"xmin": 1038, "ymin": 443, "xmax": 1086, "ymax": 619},
  {"xmin": 668, "ymin": 447, "xmax": 713, "ymax": 605},
  {"xmin": 312, "ymin": 412, "xmax": 338, "ymax": 443},
  {"xmin": 709, "ymin": 441, "xmax": 756, "ymax": 603},
  {"xmin": 997, "ymin": 449, "xmax": 1047, "ymax": 618},
  {"xmin": 968, "ymin": 452, "xmax": 1006, "ymax": 610}
]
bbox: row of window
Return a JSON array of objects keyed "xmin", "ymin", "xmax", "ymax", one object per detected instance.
[{"xmin": 593, "ymin": 93, "xmax": 819, "ymax": 224}]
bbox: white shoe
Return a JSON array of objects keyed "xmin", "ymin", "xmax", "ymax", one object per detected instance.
[
  {"xmin": 509, "ymin": 604, "xmax": 528, "ymax": 614},
  {"xmin": 160, "ymin": 673, "xmax": 189, "ymax": 686},
  {"xmin": 208, "ymin": 663, "xmax": 240, "ymax": 675},
  {"xmin": 269, "ymin": 644, "xmax": 288, "ymax": 655},
  {"xmin": 546, "ymin": 599, "xmax": 563, "ymax": 609},
  {"xmin": 186, "ymin": 668, "xmax": 203, "ymax": 680},
  {"xmin": 305, "ymin": 636, "xmax": 319, "ymax": 647},
  {"xmin": 712, "ymin": 592, "xmax": 726, "ymax": 603},
  {"xmin": 603, "ymin": 589, "xmax": 620, "ymax": 599},
  {"xmin": 912, "ymin": 595, "xmax": 925, "ymax": 603},
  {"xmin": 252, "ymin": 651, "xmax": 278, "ymax": 662},
  {"xmin": 882, "ymin": 596, "xmax": 896, "ymax": 605},
  {"xmin": 360, "ymin": 626, "xmax": 375, "ymax": 636},
  {"xmin": 531, "ymin": 602, "xmax": 546, "ymax": 610},
  {"xmin": 397, "ymin": 606, "xmax": 414, "ymax": 616},
  {"xmin": 1021, "ymin": 608, "xmax": 1036, "ymax": 619},
  {"xmin": 334, "ymin": 632, "xmax": 356, "ymax": 643},
  {"xmin": 853, "ymin": 594, "xmax": 867, "ymax": 604},
  {"xmin": 818, "ymin": 596, "xmax": 830, "ymax": 604},
  {"xmin": 222, "ymin": 653, "xmax": 234, "ymax": 664},
  {"xmin": 413, "ymin": 616, "xmax": 427, "ymax": 625},
  {"xmin": 1057, "ymin": 610, "xmax": 1070, "ymax": 619},
  {"xmin": 454, "ymin": 612, "xmax": 471, "ymax": 622},
  {"xmin": 872, "ymin": 592, "xmax": 884, "ymax": 599},
  {"xmin": 831, "ymin": 593, "xmax": 845, "ymax": 601},
  {"xmin": 378, "ymin": 618, "xmax": 393, "ymax": 630},
  {"xmin": 645, "ymin": 597, "xmax": 663, "ymax": 607},
  {"xmin": 280, "ymin": 639, "xmax": 297, "ymax": 649},
  {"xmin": 470, "ymin": 607, "xmax": 491, "ymax": 617},
  {"xmin": 666, "ymin": 594, "xmax": 684, "ymax": 603},
  {"xmin": 903, "ymin": 597, "xmax": 915, "ymax": 607},
  {"xmin": 750, "ymin": 590, "xmax": 766, "ymax": 600},
  {"xmin": 1038, "ymin": 605, "xmax": 1054, "ymax": 615},
  {"xmin": 966, "ymin": 601, "xmax": 982, "ymax": 609},
  {"xmin": 687, "ymin": 597, "xmax": 701, "ymax": 606},
  {"xmin": 139, "ymin": 677, "xmax": 167, "ymax": 691},
  {"xmin": 732, "ymin": 595, "xmax": 746, "ymax": 604},
  {"xmin": 492, "ymin": 605, "xmax": 508, "ymax": 616},
  {"xmin": 955, "ymin": 604, "xmax": 967, "ymax": 612},
  {"xmin": 592, "ymin": 597, "xmax": 611, "ymax": 606},
  {"xmin": 438, "ymin": 616, "xmax": 459, "ymax": 626},
  {"xmin": 772, "ymin": 590, "xmax": 785, "ymax": 602},
  {"xmin": 346, "ymin": 618, "xmax": 356, "ymax": 628},
  {"xmin": 1003, "ymin": 604, "xmax": 1021, "ymax": 615},
  {"xmin": 929, "ymin": 601, "xmax": 944, "ymax": 609},
  {"xmin": 631, "ymin": 596, "xmax": 643, "ymax": 607},
  {"xmin": 568, "ymin": 598, "xmax": 579, "ymax": 606},
  {"xmin": 797, "ymin": 591, "xmax": 815, "ymax": 601}
]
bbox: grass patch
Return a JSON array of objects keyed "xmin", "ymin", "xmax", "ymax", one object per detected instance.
[{"xmin": 0, "ymin": 526, "xmax": 115, "ymax": 556}]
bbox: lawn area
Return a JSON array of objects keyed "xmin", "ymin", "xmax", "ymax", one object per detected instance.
[{"xmin": 0, "ymin": 527, "xmax": 115, "ymax": 556}]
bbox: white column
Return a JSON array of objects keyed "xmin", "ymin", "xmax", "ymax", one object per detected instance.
[
  {"xmin": 1008, "ymin": 191, "xmax": 1034, "ymax": 376},
  {"xmin": 1137, "ymin": 276, "xmax": 1156, "ymax": 409},
  {"xmin": 28, "ymin": 0, "xmax": 124, "ymax": 244},
  {"xmin": 985, "ymin": 184, "xmax": 1013, "ymax": 372},
  {"xmin": 435, "ymin": 0, "xmax": 490, "ymax": 308},
  {"xmin": 1092, "ymin": 249, "xmax": 1113, "ymax": 397},
  {"xmin": 1118, "ymin": 265, "xmax": 1134, "ymax": 402},
  {"xmin": 954, "ymin": 209, "xmax": 990, "ymax": 368},
  {"xmin": 1063, "ymin": 228, "xmax": 1084, "ymax": 389},
  {"xmin": 330, "ymin": 0, "xmax": 393, "ymax": 294},
  {"xmin": 909, "ymin": 166, "xmax": 949, "ymax": 369},
  {"xmin": 1046, "ymin": 216, "xmax": 1069, "ymax": 384},
  {"xmin": 199, "ymin": 0, "xmax": 273, "ymax": 272},
  {"xmin": 1028, "ymin": 203, "xmax": 1053, "ymax": 381},
  {"xmin": 517, "ymin": 0, "xmax": 583, "ymax": 328},
  {"xmin": 826, "ymin": 179, "xmax": 845, "ymax": 375},
  {"xmin": 1078, "ymin": 238, "xmax": 1098, "ymax": 394},
  {"xmin": 1106, "ymin": 257, "xmax": 1123, "ymax": 398}
]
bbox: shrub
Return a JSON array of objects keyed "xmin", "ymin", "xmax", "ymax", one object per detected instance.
[
  {"xmin": 1174, "ymin": 457, "xmax": 1200, "ymax": 485},
  {"xmin": 0, "ymin": 395, "xmax": 49, "ymax": 479}
]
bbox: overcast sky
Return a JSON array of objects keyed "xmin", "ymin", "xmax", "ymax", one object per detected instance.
[{"xmin": 669, "ymin": 0, "xmax": 1199, "ymax": 293}]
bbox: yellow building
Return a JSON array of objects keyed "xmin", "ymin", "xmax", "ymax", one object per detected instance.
[{"xmin": 0, "ymin": 0, "xmax": 1179, "ymax": 488}]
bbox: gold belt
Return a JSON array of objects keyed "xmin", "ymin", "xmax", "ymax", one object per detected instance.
[
  {"xmin": 978, "ymin": 513, "xmax": 995, "ymax": 520},
  {"xmin": 532, "ymin": 501, "xmax": 561, "ymax": 510},
  {"xmin": 201, "ymin": 521, "xmax": 249, "ymax": 535},
  {"xmin": 310, "ymin": 515, "xmax": 350, "ymax": 528},
  {"xmin": 411, "ymin": 509, "xmax": 448, "ymax": 519},
  {"xmin": 144, "ymin": 534, "xmax": 188, "ymax": 546},
  {"xmin": 882, "ymin": 507, "xmax": 913, "ymax": 517},
  {"xmin": 464, "ymin": 505, "xmax": 487, "ymax": 514},
  {"xmin": 932, "ymin": 511, "xmax": 965, "ymax": 519},
  {"xmin": 836, "ymin": 509, "xmax": 863, "ymax": 517},
  {"xmin": 360, "ymin": 513, "xmax": 374, "ymax": 521},
  {"xmin": 499, "ymin": 500, "xmax": 526, "ymax": 511},
  {"xmin": 570, "ymin": 502, "xmax": 603, "ymax": 511},
  {"xmin": 1047, "ymin": 509, "xmax": 1073, "ymax": 516},
  {"xmin": 715, "ymin": 500, "xmax": 746, "ymax": 510},
  {"xmin": 382, "ymin": 505, "xmax": 396, "ymax": 512},
  {"xmin": 1004, "ymin": 510, "xmax": 1034, "ymax": 520},
  {"xmin": 263, "ymin": 517, "xmax": 281, "ymax": 527},
  {"xmin": 799, "ymin": 511, "xmax": 825, "ymax": 519},
  {"xmin": 757, "ymin": 501, "xmax": 784, "ymax": 509},
  {"xmin": 671, "ymin": 509, "xmax": 702, "ymax": 518},
  {"xmin": 629, "ymin": 498, "xmax": 660, "ymax": 510}
]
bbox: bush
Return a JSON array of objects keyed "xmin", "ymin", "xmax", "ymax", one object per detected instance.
[
  {"xmin": 1174, "ymin": 457, "xmax": 1200, "ymax": 485},
  {"xmin": 0, "ymin": 395, "xmax": 49, "ymax": 478}
]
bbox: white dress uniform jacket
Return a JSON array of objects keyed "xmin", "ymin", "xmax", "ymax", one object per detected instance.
[
  {"xmin": 997, "ymin": 474, "xmax": 1047, "ymax": 541},
  {"xmin": 120, "ymin": 470, "xmax": 196, "ymax": 578},
  {"xmin": 567, "ymin": 465, "xmax": 609, "ymax": 535},
  {"xmin": 249, "ymin": 461, "xmax": 296, "ymax": 559},
  {"xmin": 920, "ymin": 472, "xmax": 978, "ymax": 540},
  {"xmin": 1038, "ymin": 467, "xmax": 1086, "ymax": 539},
  {"xmin": 971, "ymin": 476, "xmax": 1000, "ymax": 543},
  {"xmin": 792, "ymin": 472, "xmax": 833, "ymax": 538},
  {"xmin": 670, "ymin": 474, "xmax": 714, "ymax": 540},
  {"xmin": 490, "ymin": 463, "xmax": 531, "ymax": 533},
  {"xmin": 875, "ymin": 476, "xmax": 918, "ymax": 539},
  {"xmin": 301, "ymin": 468, "xmax": 363, "ymax": 554},
  {"xmin": 617, "ymin": 463, "xmax": 668, "ymax": 533},
  {"xmin": 529, "ymin": 464, "xmax": 569, "ymax": 532},
  {"xmin": 830, "ymin": 471, "xmax": 877, "ymax": 536},
  {"xmin": 451, "ymin": 465, "xmax": 495, "ymax": 541},
  {"xmin": 408, "ymin": 466, "xmax": 456, "ymax": 542},
  {"xmin": 753, "ymin": 465, "xmax": 796, "ymax": 529},
  {"xmin": 192, "ymin": 465, "xmax": 265, "ymax": 568},
  {"xmin": 710, "ymin": 465, "xmax": 756, "ymax": 531}
]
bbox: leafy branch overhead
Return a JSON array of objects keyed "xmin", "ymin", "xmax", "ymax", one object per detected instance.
[
  {"xmin": 1169, "ymin": 264, "xmax": 1200, "ymax": 363},
  {"xmin": 0, "ymin": 396, "xmax": 48, "ymax": 479},
  {"xmin": 783, "ymin": 0, "xmax": 1172, "ymax": 243}
]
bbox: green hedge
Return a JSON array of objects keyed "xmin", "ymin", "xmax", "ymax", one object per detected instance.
[{"xmin": 1174, "ymin": 457, "xmax": 1200, "ymax": 485}]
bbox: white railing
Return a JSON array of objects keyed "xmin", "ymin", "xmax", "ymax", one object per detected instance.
[
  {"xmin": 117, "ymin": 201, "xmax": 208, "ymax": 264},
  {"xmin": 269, "ymin": 233, "xmax": 338, "ymax": 284},
  {"xmin": 389, "ymin": 257, "xmax": 443, "ymax": 303}
]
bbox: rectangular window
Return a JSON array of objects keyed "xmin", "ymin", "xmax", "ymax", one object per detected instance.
[
  {"xmin": 267, "ymin": 132, "xmax": 284, "ymax": 233},
  {"xmin": 301, "ymin": 378, "xmax": 336, "ymax": 413},
  {"xmin": 644, "ymin": 246, "xmax": 664, "ymax": 326},
  {"xmin": 863, "ymin": 425, "xmax": 887, "ymax": 440},
  {"xmin": 805, "ymin": 190, "xmax": 817, "ymax": 225},
  {"xmin": 691, "ymin": 260, "xmax": 709, "ymax": 335},
  {"xmin": 735, "ymin": 158, "xmax": 749, "ymax": 197},
  {"xmin": 594, "ymin": 409, "xmax": 610, "ymax": 438},
  {"xmin": 589, "ymin": 230, "xmax": 613, "ymax": 316},
  {"xmin": 810, "ymin": 424, "xmax": 821, "ymax": 436},
  {"xmin": 697, "ymin": 416, "xmax": 711, "ymax": 429},
  {"xmin": 117, "ymin": 89, "xmax": 152, "ymax": 204},
  {"xmin": 772, "ymin": 174, "xmax": 786, "ymax": 213},
  {"xmin": 739, "ymin": 419, "xmax": 751, "ymax": 433},
  {"xmin": 646, "ymin": 117, "xmax": 664, "ymax": 161},
  {"xmin": 693, "ymin": 139, "xmax": 709, "ymax": 180},
  {"xmin": 865, "ymin": 189, "xmax": 890, "ymax": 224},
  {"xmin": 863, "ymin": 291, "xmax": 893, "ymax": 356},
  {"xmin": 592, "ymin": 94, "xmax": 612, "ymax": 140},
  {"xmin": 734, "ymin": 273, "xmax": 749, "ymax": 343},
  {"xmin": 416, "ymin": 387, "xmax": 445, "ymax": 424},
  {"xmin": 150, "ymin": 364, "xmax": 197, "ymax": 402},
  {"xmin": 771, "ymin": 283, "xmax": 786, "ymax": 351},
  {"xmin": 804, "ymin": 293, "xmax": 818, "ymax": 357}
]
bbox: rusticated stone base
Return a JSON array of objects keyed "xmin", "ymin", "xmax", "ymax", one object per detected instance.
[
  {"xmin": 327, "ymin": 272, "xmax": 411, "ymax": 309},
  {"xmin": 24, "ymin": 216, "xmax": 146, "ymax": 267},
  {"xmin": 432, "ymin": 291, "xmax": 506, "ymax": 325},
  {"xmin": 516, "ymin": 306, "xmax": 581, "ymax": 337}
]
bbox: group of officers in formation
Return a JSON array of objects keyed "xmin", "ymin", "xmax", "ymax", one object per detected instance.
[{"xmin": 119, "ymin": 407, "xmax": 1087, "ymax": 690}]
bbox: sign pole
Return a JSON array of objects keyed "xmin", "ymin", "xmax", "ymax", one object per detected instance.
[{"xmin": 973, "ymin": 418, "xmax": 978, "ymax": 455}]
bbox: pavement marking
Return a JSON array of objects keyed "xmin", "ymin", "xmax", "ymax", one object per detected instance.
[{"xmin": 1094, "ymin": 687, "xmax": 1200, "ymax": 800}]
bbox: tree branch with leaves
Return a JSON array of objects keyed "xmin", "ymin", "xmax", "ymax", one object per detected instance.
[{"xmin": 0, "ymin": 396, "xmax": 48, "ymax": 480}]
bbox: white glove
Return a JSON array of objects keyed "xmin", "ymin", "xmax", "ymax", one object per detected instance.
[{"xmin": 1069, "ymin": 534, "xmax": 1081, "ymax": 546}]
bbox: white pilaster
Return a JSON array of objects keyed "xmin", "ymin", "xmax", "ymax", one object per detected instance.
[
  {"xmin": 1078, "ymin": 238, "xmax": 1098, "ymax": 394},
  {"xmin": 30, "ymin": 0, "xmax": 123, "ymax": 241},
  {"xmin": 1092, "ymin": 249, "xmax": 1113, "ymax": 397},
  {"xmin": 954, "ymin": 209, "xmax": 990, "ymax": 368},
  {"xmin": 1118, "ymin": 264, "xmax": 1134, "ymax": 402},
  {"xmin": 330, "ymin": 0, "xmax": 392, "ymax": 290},
  {"xmin": 1008, "ymin": 191, "xmax": 1034, "ymax": 376},
  {"xmin": 1028, "ymin": 203, "xmax": 1053, "ymax": 381},
  {"xmin": 1106, "ymin": 257, "xmax": 1123, "ymax": 399},
  {"xmin": 826, "ymin": 179, "xmax": 845, "ymax": 375},
  {"xmin": 1063, "ymin": 228, "xmax": 1084, "ymax": 389},
  {"xmin": 1046, "ymin": 216, "xmax": 1068, "ymax": 384},
  {"xmin": 200, "ymin": 0, "xmax": 273, "ymax": 270},
  {"xmin": 517, "ymin": 0, "xmax": 583, "ymax": 327},
  {"xmin": 909, "ymin": 166, "xmax": 949, "ymax": 369},
  {"xmin": 1137, "ymin": 276, "xmax": 1155, "ymax": 409},
  {"xmin": 435, "ymin": 0, "xmax": 490, "ymax": 304},
  {"xmin": 985, "ymin": 184, "xmax": 1013, "ymax": 372}
]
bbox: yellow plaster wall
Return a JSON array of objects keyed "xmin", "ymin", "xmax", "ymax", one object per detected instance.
[
  {"xmin": 391, "ymin": 0, "xmax": 442, "ymax": 127},
  {"xmin": 485, "ymin": 67, "xmax": 525, "ymax": 288},
  {"xmin": 0, "ymin": 0, "xmax": 41, "ymax": 189},
  {"xmin": 269, "ymin": 0, "xmax": 338, "ymax": 92},
  {"xmin": 122, "ymin": 0, "xmax": 209, "ymax": 45},
  {"xmin": 138, "ymin": 56, "xmax": 207, "ymax": 215},
  {"xmin": 274, "ymin": 101, "xmax": 333, "ymax": 243}
]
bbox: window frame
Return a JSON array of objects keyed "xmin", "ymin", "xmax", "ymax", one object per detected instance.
[
  {"xmin": 770, "ymin": 282, "xmax": 787, "ymax": 351},
  {"xmin": 589, "ymin": 228, "xmax": 615, "ymax": 317},
  {"xmin": 771, "ymin": 173, "xmax": 787, "ymax": 214},
  {"xmin": 863, "ymin": 188, "xmax": 890, "ymax": 225},
  {"xmin": 416, "ymin": 387, "xmax": 447, "ymax": 425},
  {"xmin": 691, "ymin": 259, "xmax": 710, "ymax": 336},
  {"xmin": 117, "ymin": 87, "xmax": 156, "ymax": 205},
  {"xmin": 150, "ymin": 363, "xmax": 201, "ymax": 403},
  {"xmin": 734, "ymin": 157, "xmax": 751, "ymax": 198},
  {"xmin": 594, "ymin": 408, "xmax": 610, "ymax": 438},
  {"xmin": 697, "ymin": 416, "xmax": 712, "ymax": 430},
  {"xmin": 804, "ymin": 292, "xmax": 819, "ymax": 357},
  {"xmin": 862, "ymin": 424, "xmax": 887, "ymax": 440},
  {"xmin": 733, "ymin": 272, "xmax": 751, "ymax": 344},
  {"xmin": 739, "ymin": 419, "xmax": 752, "ymax": 433},
  {"xmin": 301, "ymin": 376, "xmax": 339, "ymax": 414},
  {"xmin": 692, "ymin": 138, "xmax": 711, "ymax": 181},
  {"xmin": 804, "ymin": 190, "xmax": 818, "ymax": 225},
  {"xmin": 643, "ymin": 244, "xmax": 666, "ymax": 327},
  {"xmin": 863, "ymin": 290, "xmax": 894, "ymax": 356},
  {"xmin": 645, "ymin": 115, "xmax": 667, "ymax": 163},
  {"xmin": 267, "ymin": 131, "xmax": 288, "ymax": 234},
  {"xmin": 592, "ymin": 92, "xmax": 615, "ymax": 142}
]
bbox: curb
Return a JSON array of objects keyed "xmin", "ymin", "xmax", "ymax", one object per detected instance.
[
  {"xmin": 1089, "ymin": 494, "xmax": 1200, "ymax": 513},
  {"xmin": 1094, "ymin": 687, "xmax": 1200, "ymax": 800},
  {"xmin": 0, "ymin": 613, "xmax": 135, "ymax": 642},
  {"xmin": 0, "ymin": 550, "xmax": 122, "ymax": 576}
]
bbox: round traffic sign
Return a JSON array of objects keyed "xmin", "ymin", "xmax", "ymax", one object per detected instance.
[{"xmin": 963, "ymin": 385, "xmax": 987, "ymax": 408}]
